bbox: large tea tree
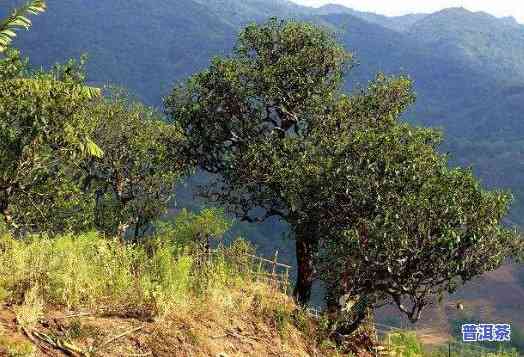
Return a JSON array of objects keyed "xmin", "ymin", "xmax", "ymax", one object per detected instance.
[
  {"xmin": 166, "ymin": 18, "xmax": 350, "ymax": 304},
  {"xmin": 241, "ymin": 73, "xmax": 522, "ymax": 333},
  {"xmin": 317, "ymin": 126, "xmax": 521, "ymax": 329}
]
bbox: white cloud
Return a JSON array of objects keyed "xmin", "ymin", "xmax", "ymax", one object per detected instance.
[{"xmin": 290, "ymin": 0, "xmax": 524, "ymax": 23}]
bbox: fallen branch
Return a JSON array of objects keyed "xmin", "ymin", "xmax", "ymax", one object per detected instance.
[
  {"xmin": 28, "ymin": 329, "xmax": 88, "ymax": 356},
  {"xmin": 64, "ymin": 312, "xmax": 93, "ymax": 319},
  {"xmin": 98, "ymin": 325, "xmax": 145, "ymax": 349},
  {"xmin": 225, "ymin": 329, "xmax": 261, "ymax": 342},
  {"xmin": 20, "ymin": 325, "xmax": 54, "ymax": 355},
  {"xmin": 21, "ymin": 326, "xmax": 42, "ymax": 348}
]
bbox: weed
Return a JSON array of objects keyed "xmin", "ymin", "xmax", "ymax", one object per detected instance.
[
  {"xmin": 13, "ymin": 285, "xmax": 43, "ymax": 329},
  {"xmin": 0, "ymin": 336, "xmax": 36, "ymax": 357}
]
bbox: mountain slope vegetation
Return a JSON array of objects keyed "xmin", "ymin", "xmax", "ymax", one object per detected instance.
[{"xmin": 3, "ymin": 0, "xmax": 524, "ymax": 318}]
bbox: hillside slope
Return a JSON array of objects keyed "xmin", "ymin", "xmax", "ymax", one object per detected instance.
[
  {"xmin": 0, "ymin": 233, "xmax": 333, "ymax": 356},
  {"xmin": 407, "ymin": 7, "xmax": 524, "ymax": 83},
  {"xmin": 2, "ymin": 0, "xmax": 524, "ymax": 341},
  {"xmin": 1, "ymin": 0, "xmax": 236, "ymax": 104}
]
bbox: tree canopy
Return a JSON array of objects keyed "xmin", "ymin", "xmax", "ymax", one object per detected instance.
[
  {"xmin": 0, "ymin": 9, "xmax": 189, "ymax": 236},
  {"xmin": 0, "ymin": 52, "xmax": 102, "ymax": 233},
  {"xmin": 81, "ymin": 91, "xmax": 189, "ymax": 239},
  {"xmin": 166, "ymin": 18, "xmax": 351, "ymax": 303}
]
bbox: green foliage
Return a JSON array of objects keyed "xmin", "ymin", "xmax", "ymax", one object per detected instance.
[
  {"xmin": 0, "ymin": 25, "xmax": 106, "ymax": 234},
  {"xmin": 155, "ymin": 208, "xmax": 232, "ymax": 251},
  {"xmin": 387, "ymin": 331, "xmax": 424, "ymax": 357},
  {"xmin": 82, "ymin": 91, "xmax": 189, "ymax": 239},
  {"xmin": 0, "ymin": 45, "xmax": 188, "ymax": 239},
  {"xmin": 166, "ymin": 17, "xmax": 351, "ymax": 304},
  {"xmin": 168, "ymin": 17, "xmax": 522, "ymax": 318},
  {"xmin": 0, "ymin": 68, "xmax": 102, "ymax": 233},
  {"xmin": 0, "ymin": 218, "xmax": 260, "ymax": 320},
  {"xmin": 0, "ymin": 0, "xmax": 46, "ymax": 53},
  {"xmin": 0, "ymin": 335, "xmax": 36, "ymax": 357},
  {"xmin": 166, "ymin": 17, "xmax": 350, "ymax": 176},
  {"xmin": 8, "ymin": 0, "xmax": 524, "ymax": 231},
  {"xmin": 0, "ymin": 48, "xmax": 29, "ymax": 81},
  {"xmin": 312, "ymin": 88, "xmax": 520, "ymax": 322}
]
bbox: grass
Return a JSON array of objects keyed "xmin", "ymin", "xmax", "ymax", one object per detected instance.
[
  {"xmin": 0, "ymin": 336, "xmax": 36, "ymax": 357},
  {"xmin": 0, "ymin": 231, "xmax": 192, "ymax": 316},
  {"xmin": 0, "ymin": 222, "xmax": 333, "ymax": 355},
  {"xmin": 0, "ymin": 230, "xmax": 268, "ymax": 319},
  {"xmin": 387, "ymin": 331, "xmax": 424, "ymax": 357}
]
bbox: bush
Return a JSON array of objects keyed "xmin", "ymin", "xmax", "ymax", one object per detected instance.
[{"xmin": 387, "ymin": 331, "xmax": 424, "ymax": 357}]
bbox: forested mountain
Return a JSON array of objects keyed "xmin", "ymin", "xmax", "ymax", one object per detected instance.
[
  {"xmin": 1, "ymin": 0, "xmax": 237, "ymax": 105},
  {"xmin": 313, "ymin": 4, "xmax": 427, "ymax": 32},
  {"xmin": 407, "ymin": 7, "xmax": 524, "ymax": 83},
  {"xmin": 3, "ymin": 0, "xmax": 524, "ymax": 266}
]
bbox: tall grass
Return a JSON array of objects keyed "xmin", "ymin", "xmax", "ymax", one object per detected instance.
[
  {"xmin": 0, "ymin": 211, "xmax": 333, "ymax": 356},
  {"xmin": 0, "ymin": 231, "xmax": 230, "ymax": 317},
  {"xmin": 0, "ymin": 226, "xmax": 264, "ymax": 317}
]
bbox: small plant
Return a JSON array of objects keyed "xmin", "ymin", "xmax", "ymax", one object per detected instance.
[
  {"xmin": 292, "ymin": 307, "xmax": 315, "ymax": 337},
  {"xmin": 13, "ymin": 285, "xmax": 43, "ymax": 329},
  {"xmin": 273, "ymin": 304, "xmax": 292, "ymax": 338},
  {"xmin": 387, "ymin": 331, "xmax": 423, "ymax": 357}
]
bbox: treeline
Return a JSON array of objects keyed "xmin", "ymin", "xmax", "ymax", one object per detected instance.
[{"xmin": 1, "ymin": 0, "xmax": 523, "ymax": 341}]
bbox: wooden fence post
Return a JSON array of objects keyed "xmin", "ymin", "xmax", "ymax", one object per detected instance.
[{"xmin": 272, "ymin": 250, "xmax": 279, "ymax": 276}]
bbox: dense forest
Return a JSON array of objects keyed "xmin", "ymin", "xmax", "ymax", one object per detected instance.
[{"xmin": 1, "ymin": 0, "xmax": 524, "ymax": 355}]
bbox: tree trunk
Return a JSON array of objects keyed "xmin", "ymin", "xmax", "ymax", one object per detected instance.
[
  {"xmin": 0, "ymin": 189, "xmax": 14, "ymax": 229},
  {"xmin": 117, "ymin": 222, "xmax": 129, "ymax": 241},
  {"xmin": 1, "ymin": 206, "xmax": 14, "ymax": 228},
  {"xmin": 293, "ymin": 231, "xmax": 316, "ymax": 305}
]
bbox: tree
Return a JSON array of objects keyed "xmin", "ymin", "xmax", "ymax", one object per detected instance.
[
  {"xmin": 1, "ymin": 1, "xmax": 105, "ymax": 234},
  {"xmin": 81, "ymin": 91, "xmax": 189, "ymax": 240},
  {"xmin": 0, "ymin": 0, "xmax": 46, "ymax": 53},
  {"xmin": 251, "ymin": 74, "xmax": 523, "ymax": 334},
  {"xmin": 317, "ymin": 125, "xmax": 522, "ymax": 333},
  {"xmin": 167, "ymin": 18, "xmax": 522, "ymax": 315},
  {"xmin": 235, "ymin": 73, "xmax": 522, "ymax": 337},
  {"xmin": 166, "ymin": 18, "xmax": 350, "ymax": 304},
  {"xmin": 0, "ymin": 55, "xmax": 102, "ymax": 233}
]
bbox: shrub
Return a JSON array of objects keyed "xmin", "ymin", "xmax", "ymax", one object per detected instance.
[{"xmin": 387, "ymin": 331, "xmax": 424, "ymax": 357}]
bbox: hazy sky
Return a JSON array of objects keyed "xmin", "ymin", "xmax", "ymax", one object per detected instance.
[{"xmin": 289, "ymin": 0, "xmax": 524, "ymax": 23}]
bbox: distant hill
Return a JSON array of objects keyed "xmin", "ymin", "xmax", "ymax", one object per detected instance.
[
  {"xmin": 1, "ymin": 0, "xmax": 237, "ymax": 104},
  {"xmin": 407, "ymin": 7, "xmax": 524, "ymax": 83},
  {"xmin": 313, "ymin": 4, "xmax": 427, "ymax": 32},
  {"xmin": 191, "ymin": 0, "xmax": 307, "ymax": 26}
]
